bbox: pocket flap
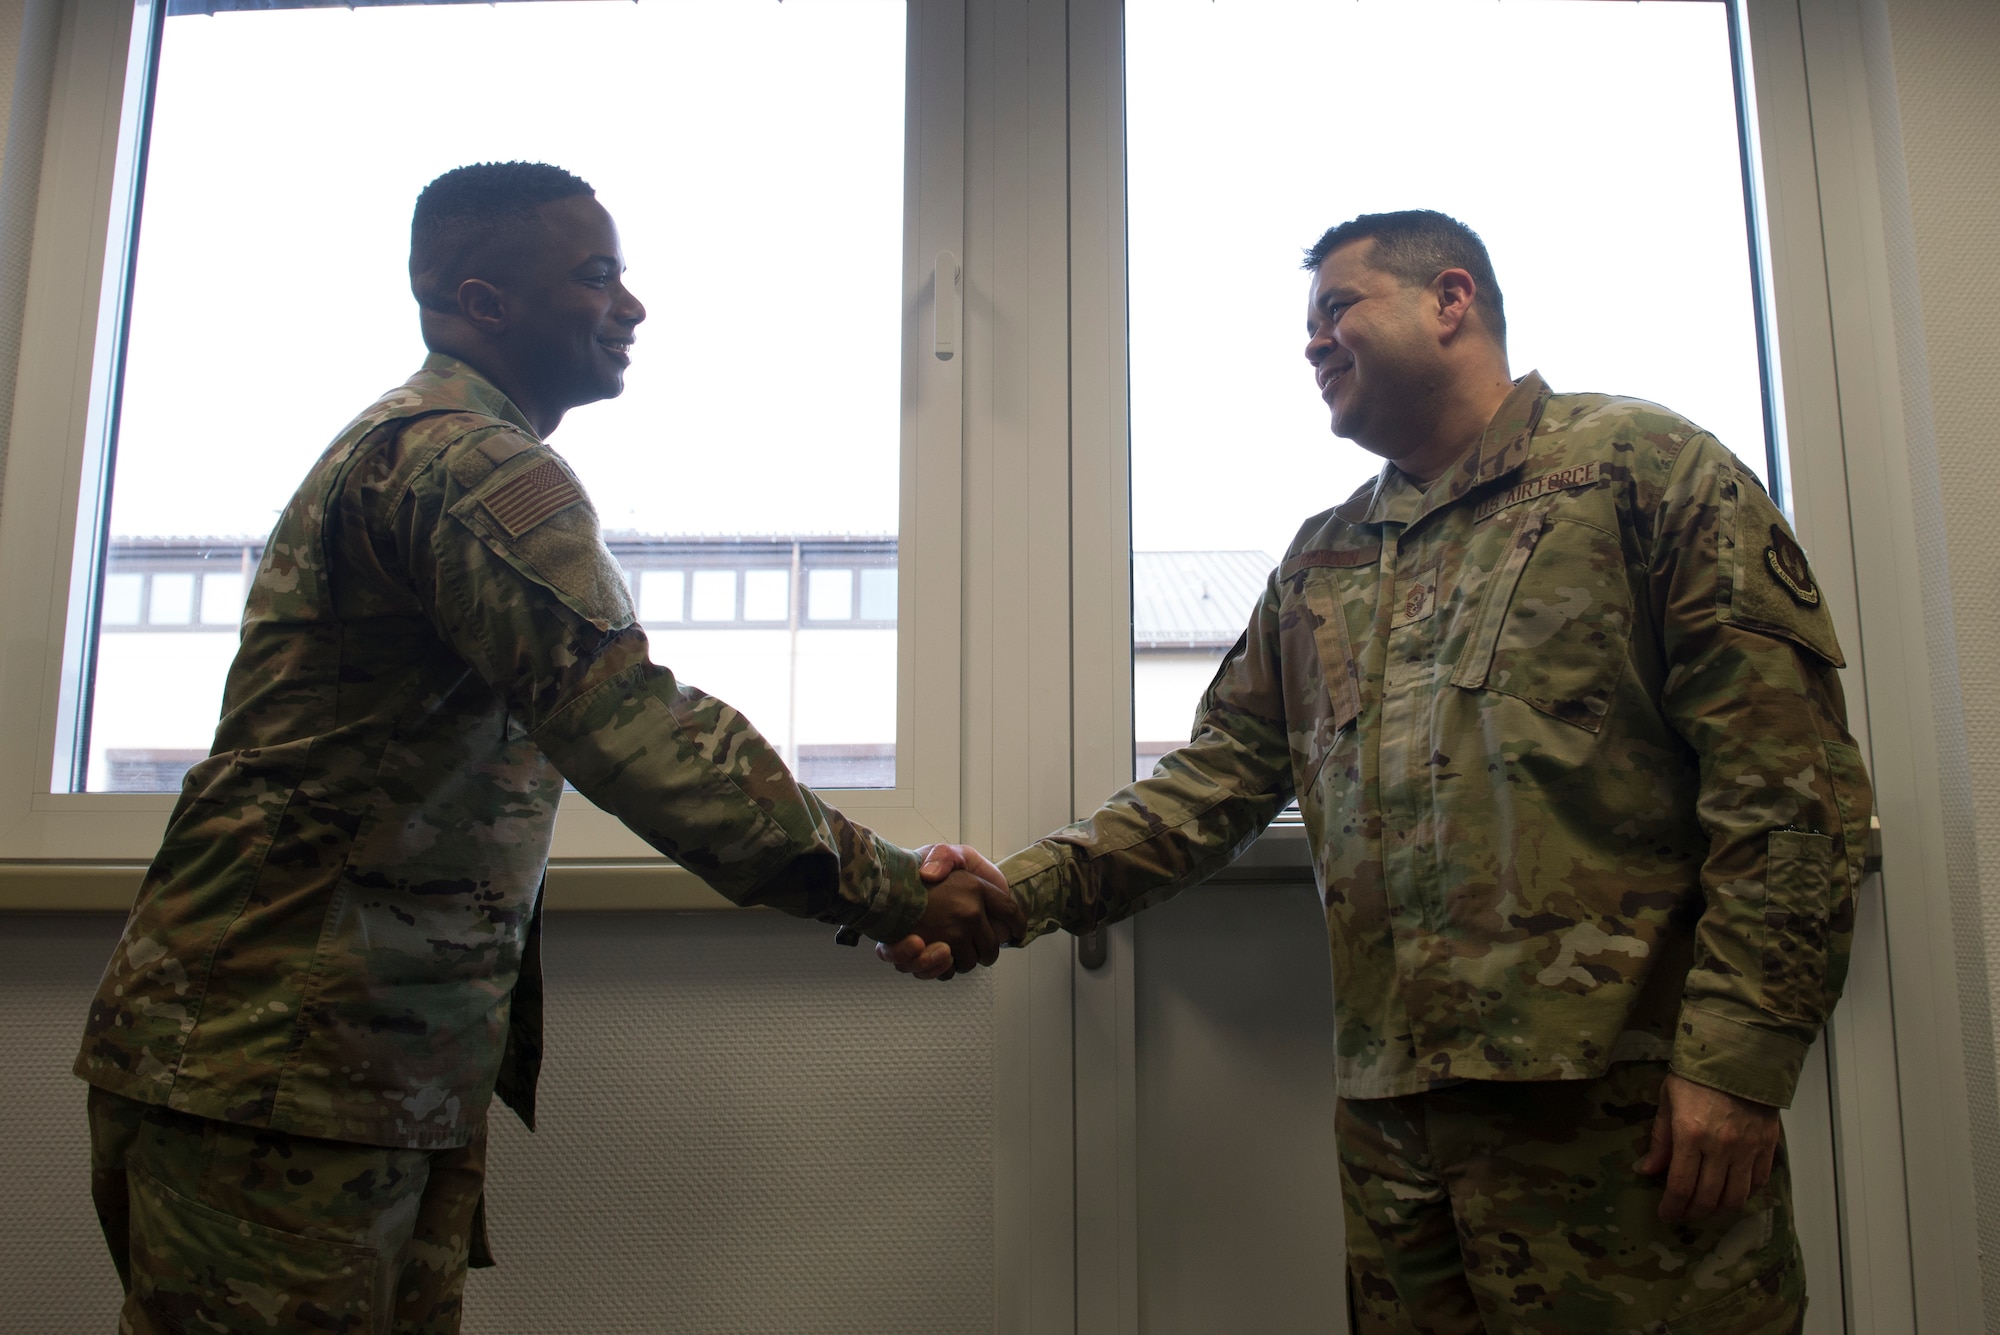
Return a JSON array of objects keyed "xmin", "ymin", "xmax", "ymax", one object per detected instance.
[{"xmin": 449, "ymin": 450, "xmax": 634, "ymax": 633}]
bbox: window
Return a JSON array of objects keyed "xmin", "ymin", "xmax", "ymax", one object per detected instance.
[
  {"xmin": 1124, "ymin": 0, "xmax": 1774, "ymax": 779},
  {"xmin": 70, "ymin": 0, "xmax": 911, "ymax": 793},
  {"xmin": 0, "ymin": 0, "xmax": 967, "ymax": 862}
]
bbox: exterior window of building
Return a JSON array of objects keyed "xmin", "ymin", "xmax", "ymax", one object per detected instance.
[
  {"xmin": 691, "ymin": 570, "xmax": 739, "ymax": 623},
  {"xmin": 858, "ymin": 568, "xmax": 898, "ymax": 623},
  {"xmin": 74, "ymin": 0, "xmax": 907, "ymax": 792},
  {"xmin": 1125, "ymin": 0, "xmax": 1774, "ymax": 779},
  {"xmin": 743, "ymin": 570, "xmax": 790, "ymax": 623},
  {"xmin": 809, "ymin": 568, "xmax": 855, "ymax": 622},
  {"xmin": 101, "ymin": 574, "xmax": 143, "ymax": 627},
  {"xmin": 198, "ymin": 574, "xmax": 243, "ymax": 626},
  {"xmin": 639, "ymin": 570, "xmax": 685, "ymax": 624}
]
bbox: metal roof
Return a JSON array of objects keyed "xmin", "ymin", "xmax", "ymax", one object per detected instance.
[{"xmin": 1131, "ymin": 550, "xmax": 1275, "ymax": 650}]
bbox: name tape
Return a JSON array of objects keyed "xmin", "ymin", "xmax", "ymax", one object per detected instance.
[{"xmin": 1474, "ymin": 461, "xmax": 1599, "ymax": 523}]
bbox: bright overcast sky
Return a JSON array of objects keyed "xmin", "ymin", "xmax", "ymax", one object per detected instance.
[
  {"xmin": 105, "ymin": 0, "xmax": 1765, "ymax": 566},
  {"xmin": 111, "ymin": 0, "xmax": 907, "ymax": 542},
  {"xmin": 1127, "ymin": 0, "xmax": 1765, "ymax": 560}
]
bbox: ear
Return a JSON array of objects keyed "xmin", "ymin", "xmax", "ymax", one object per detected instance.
[
  {"xmin": 1431, "ymin": 268, "xmax": 1479, "ymax": 340},
  {"xmin": 456, "ymin": 278, "xmax": 508, "ymax": 335}
]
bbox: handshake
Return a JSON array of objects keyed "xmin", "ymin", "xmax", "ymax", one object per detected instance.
[{"xmin": 876, "ymin": 843, "xmax": 1022, "ymax": 981}]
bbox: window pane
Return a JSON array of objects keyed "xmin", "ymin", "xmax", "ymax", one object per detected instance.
[
  {"xmin": 858, "ymin": 567, "xmax": 897, "ymax": 622},
  {"xmin": 199, "ymin": 573, "xmax": 244, "ymax": 626},
  {"xmin": 1125, "ymin": 0, "xmax": 1767, "ymax": 780},
  {"xmin": 639, "ymin": 569, "xmax": 685, "ymax": 624},
  {"xmin": 690, "ymin": 570, "xmax": 738, "ymax": 623},
  {"xmin": 82, "ymin": 0, "xmax": 905, "ymax": 790},
  {"xmin": 147, "ymin": 573, "xmax": 194, "ymax": 625},
  {"xmin": 808, "ymin": 569, "xmax": 854, "ymax": 621},
  {"xmin": 102, "ymin": 573, "xmax": 143, "ymax": 626},
  {"xmin": 743, "ymin": 569, "xmax": 790, "ymax": 622}
]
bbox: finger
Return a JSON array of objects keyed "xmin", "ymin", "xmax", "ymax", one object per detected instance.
[
  {"xmin": 1686, "ymin": 1146, "xmax": 1731, "ymax": 1220},
  {"xmin": 1751, "ymin": 1140, "xmax": 1777, "ymax": 1195},
  {"xmin": 912, "ymin": 942, "xmax": 956, "ymax": 981},
  {"xmin": 963, "ymin": 897, "xmax": 1000, "ymax": 969},
  {"xmin": 973, "ymin": 918, "xmax": 1002, "ymax": 968},
  {"xmin": 1718, "ymin": 1156, "xmax": 1756, "ymax": 1214},
  {"xmin": 979, "ymin": 878, "xmax": 1027, "ymax": 944},
  {"xmin": 951, "ymin": 845, "xmax": 1008, "ymax": 891},
  {"xmin": 1637, "ymin": 1100, "xmax": 1674, "ymax": 1177},
  {"xmin": 1659, "ymin": 1140, "xmax": 1701, "ymax": 1223},
  {"xmin": 918, "ymin": 843, "xmax": 966, "ymax": 884},
  {"xmin": 879, "ymin": 936, "xmax": 930, "ymax": 970}
]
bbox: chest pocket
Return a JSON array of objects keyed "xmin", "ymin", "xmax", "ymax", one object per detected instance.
[
  {"xmin": 1277, "ymin": 561, "xmax": 1370, "ymax": 786},
  {"xmin": 1450, "ymin": 511, "xmax": 1632, "ymax": 732}
]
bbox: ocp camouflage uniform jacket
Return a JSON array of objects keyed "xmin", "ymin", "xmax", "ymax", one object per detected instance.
[
  {"xmin": 1000, "ymin": 372, "xmax": 1871, "ymax": 1108},
  {"xmin": 76, "ymin": 355, "xmax": 927, "ymax": 1149}
]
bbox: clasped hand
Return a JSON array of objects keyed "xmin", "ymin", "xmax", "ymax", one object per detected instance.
[{"xmin": 882, "ymin": 844, "xmax": 1018, "ymax": 981}]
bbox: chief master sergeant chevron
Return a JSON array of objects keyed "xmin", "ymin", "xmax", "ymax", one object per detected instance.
[
  {"xmin": 891, "ymin": 210, "xmax": 1872, "ymax": 1333},
  {"xmin": 74, "ymin": 161, "xmax": 1023, "ymax": 1335}
]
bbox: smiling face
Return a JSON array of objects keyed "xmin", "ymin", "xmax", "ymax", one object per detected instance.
[
  {"xmin": 506, "ymin": 195, "xmax": 646, "ymax": 420},
  {"xmin": 1303, "ymin": 238, "xmax": 1446, "ymax": 462}
]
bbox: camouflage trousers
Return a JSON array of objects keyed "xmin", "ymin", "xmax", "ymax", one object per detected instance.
[
  {"xmin": 87, "ymin": 1086, "xmax": 489, "ymax": 1335},
  {"xmin": 1339, "ymin": 1061, "xmax": 1804, "ymax": 1335}
]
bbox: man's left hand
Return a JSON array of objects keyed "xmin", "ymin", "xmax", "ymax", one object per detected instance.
[{"xmin": 1638, "ymin": 1072, "xmax": 1781, "ymax": 1222}]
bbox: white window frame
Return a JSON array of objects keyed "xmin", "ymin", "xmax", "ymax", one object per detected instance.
[{"xmin": 0, "ymin": 0, "xmax": 968, "ymax": 905}]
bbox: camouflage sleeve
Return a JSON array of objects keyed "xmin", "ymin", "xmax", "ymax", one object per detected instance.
[
  {"xmin": 1651, "ymin": 436, "xmax": 1873, "ymax": 1108},
  {"xmin": 997, "ymin": 576, "xmax": 1296, "ymax": 944},
  {"xmin": 399, "ymin": 431, "xmax": 927, "ymax": 941}
]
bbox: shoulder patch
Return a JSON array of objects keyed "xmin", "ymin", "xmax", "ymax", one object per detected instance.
[
  {"xmin": 1763, "ymin": 526, "xmax": 1821, "ymax": 608},
  {"xmin": 482, "ymin": 458, "xmax": 584, "ymax": 537},
  {"xmin": 1718, "ymin": 471, "xmax": 1845, "ymax": 668}
]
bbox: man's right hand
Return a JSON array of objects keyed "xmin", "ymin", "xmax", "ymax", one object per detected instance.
[{"xmin": 882, "ymin": 844, "xmax": 1019, "ymax": 980}]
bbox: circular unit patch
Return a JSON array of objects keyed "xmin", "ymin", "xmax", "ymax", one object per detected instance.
[{"xmin": 1764, "ymin": 524, "xmax": 1822, "ymax": 608}]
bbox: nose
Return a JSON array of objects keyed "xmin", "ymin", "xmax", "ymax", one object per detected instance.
[
  {"xmin": 1305, "ymin": 326, "xmax": 1331, "ymax": 364},
  {"xmin": 615, "ymin": 280, "xmax": 646, "ymax": 327}
]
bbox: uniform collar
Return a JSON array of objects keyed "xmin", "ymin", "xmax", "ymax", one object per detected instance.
[
  {"xmin": 407, "ymin": 353, "xmax": 543, "ymax": 441},
  {"xmin": 1332, "ymin": 370, "xmax": 1551, "ymax": 527}
]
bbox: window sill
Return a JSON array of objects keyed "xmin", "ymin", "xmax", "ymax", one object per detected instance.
[
  {"xmin": 0, "ymin": 859, "xmax": 738, "ymax": 913},
  {"xmin": 0, "ymin": 822, "xmax": 1314, "ymax": 911}
]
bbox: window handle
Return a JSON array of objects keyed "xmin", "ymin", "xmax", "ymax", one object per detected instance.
[{"xmin": 934, "ymin": 250, "xmax": 959, "ymax": 361}]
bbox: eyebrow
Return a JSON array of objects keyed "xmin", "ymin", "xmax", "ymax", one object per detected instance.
[
  {"xmin": 575, "ymin": 254, "xmax": 623, "ymax": 272},
  {"xmin": 1313, "ymin": 284, "xmax": 1361, "ymax": 314}
]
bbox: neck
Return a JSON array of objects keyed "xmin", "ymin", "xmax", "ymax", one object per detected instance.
[
  {"xmin": 1390, "ymin": 366, "xmax": 1516, "ymax": 486},
  {"xmin": 423, "ymin": 329, "xmax": 561, "ymax": 437}
]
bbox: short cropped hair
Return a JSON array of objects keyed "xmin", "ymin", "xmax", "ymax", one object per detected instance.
[
  {"xmin": 1302, "ymin": 210, "xmax": 1506, "ymax": 342},
  {"xmin": 409, "ymin": 162, "xmax": 595, "ymax": 312}
]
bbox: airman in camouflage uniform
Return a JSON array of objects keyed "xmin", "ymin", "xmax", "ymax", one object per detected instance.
[
  {"xmin": 894, "ymin": 211, "xmax": 1868, "ymax": 1332},
  {"xmin": 77, "ymin": 162, "xmax": 1017, "ymax": 1335}
]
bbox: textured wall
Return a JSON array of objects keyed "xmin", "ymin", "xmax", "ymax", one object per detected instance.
[
  {"xmin": 1875, "ymin": 0, "xmax": 2000, "ymax": 1322},
  {"xmin": 0, "ymin": 914, "xmax": 126, "ymax": 1334},
  {"xmin": 1134, "ymin": 882, "xmax": 1347, "ymax": 1335},
  {"xmin": 0, "ymin": 912, "xmax": 997, "ymax": 1333}
]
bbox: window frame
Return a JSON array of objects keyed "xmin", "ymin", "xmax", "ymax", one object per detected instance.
[{"xmin": 0, "ymin": 0, "xmax": 968, "ymax": 883}]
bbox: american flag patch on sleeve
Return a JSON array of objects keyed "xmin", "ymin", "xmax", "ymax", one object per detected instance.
[{"xmin": 482, "ymin": 458, "xmax": 585, "ymax": 536}]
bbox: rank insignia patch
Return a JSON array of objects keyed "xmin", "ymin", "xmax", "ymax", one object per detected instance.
[
  {"xmin": 483, "ymin": 459, "xmax": 584, "ymax": 537},
  {"xmin": 1764, "ymin": 525, "xmax": 1821, "ymax": 608}
]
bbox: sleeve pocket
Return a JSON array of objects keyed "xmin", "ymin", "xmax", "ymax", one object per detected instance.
[
  {"xmin": 448, "ymin": 451, "xmax": 634, "ymax": 633},
  {"xmin": 1762, "ymin": 829, "xmax": 1835, "ymax": 1023}
]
